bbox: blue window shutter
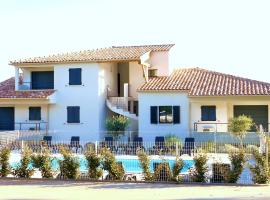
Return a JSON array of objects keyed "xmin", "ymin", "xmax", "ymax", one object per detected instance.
[
  {"xmin": 201, "ymin": 106, "xmax": 216, "ymax": 121},
  {"xmin": 29, "ymin": 107, "xmax": 41, "ymax": 121},
  {"xmin": 150, "ymin": 106, "xmax": 158, "ymax": 124},
  {"xmin": 201, "ymin": 106, "xmax": 208, "ymax": 121},
  {"xmin": 69, "ymin": 68, "xmax": 82, "ymax": 85},
  {"xmin": 173, "ymin": 106, "xmax": 180, "ymax": 124},
  {"xmin": 209, "ymin": 107, "xmax": 216, "ymax": 121},
  {"xmin": 67, "ymin": 106, "xmax": 80, "ymax": 123}
]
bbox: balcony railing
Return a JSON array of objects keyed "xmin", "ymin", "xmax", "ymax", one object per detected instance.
[
  {"xmin": 0, "ymin": 122, "xmax": 48, "ymax": 132},
  {"xmin": 18, "ymin": 82, "xmax": 54, "ymax": 90},
  {"xmin": 107, "ymin": 97, "xmax": 138, "ymax": 115},
  {"xmin": 193, "ymin": 122, "xmax": 270, "ymax": 133}
]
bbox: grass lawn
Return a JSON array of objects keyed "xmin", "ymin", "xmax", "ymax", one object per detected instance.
[{"xmin": 0, "ymin": 179, "xmax": 269, "ymax": 200}]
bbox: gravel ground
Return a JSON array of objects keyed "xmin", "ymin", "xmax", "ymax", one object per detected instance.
[{"xmin": 0, "ymin": 179, "xmax": 269, "ymax": 200}]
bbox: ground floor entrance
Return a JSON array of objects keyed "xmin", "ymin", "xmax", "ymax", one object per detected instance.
[{"xmin": 0, "ymin": 107, "xmax": 14, "ymax": 130}]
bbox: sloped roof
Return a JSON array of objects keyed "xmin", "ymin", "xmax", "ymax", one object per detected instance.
[
  {"xmin": 138, "ymin": 67, "xmax": 270, "ymax": 96},
  {"xmin": 10, "ymin": 44, "xmax": 174, "ymax": 65},
  {"xmin": 0, "ymin": 78, "xmax": 55, "ymax": 99}
]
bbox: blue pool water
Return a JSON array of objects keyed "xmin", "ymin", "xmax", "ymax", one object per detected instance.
[{"xmin": 12, "ymin": 156, "xmax": 194, "ymax": 174}]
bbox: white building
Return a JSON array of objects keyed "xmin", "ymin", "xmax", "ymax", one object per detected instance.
[{"xmin": 0, "ymin": 44, "xmax": 270, "ymax": 142}]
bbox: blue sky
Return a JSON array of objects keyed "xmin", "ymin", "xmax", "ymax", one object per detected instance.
[{"xmin": 0, "ymin": 0, "xmax": 269, "ymax": 82}]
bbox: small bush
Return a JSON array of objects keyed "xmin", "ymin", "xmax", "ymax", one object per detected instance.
[
  {"xmin": 137, "ymin": 150, "xmax": 152, "ymax": 181},
  {"xmin": 13, "ymin": 146, "xmax": 34, "ymax": 178},
  {"xmin": 58, "ymin": 146, "xmax": 80, "ymax": 179},
  {"xmin": 31, "ymin": 148, "xmax": 54, "ymax": 178},
  {"xmin": 192, "ymin": 153, "xmax": 208, "ymax": 182},
  {"xmin": 227, "ymin": 149, "xmax": 245, "ymax": 183},
  {"xmin": 212, "ymin": 163, "xmax": 230, "ymax": 183},
  {"xmin": 165, "ymin": 134, "xmax": 182, "ymax": 155},
  {"xmin": 249, "ymin": 146, "xmax": 270, "ymax": 184},
  {"xmin": 0, "ymin": 147, "xmax": 11, "ymax": 177},
  {"xmin": 84, "ymin": 148, "xmax": 102, "ymax": 180},
  {"xmin": 106, "ymin": 115, "xmax": 130, "ymax": 139},
  {"xmin": 100, "ymin": 148, "xmax": 124, "ymax": 180},
  {"xmin": 154, "ymin": 162, "xmax": 172, "ymax": 181},
  {"xmin": 172, "ymin": 157, "xmax": 184, "ymax": 182}
]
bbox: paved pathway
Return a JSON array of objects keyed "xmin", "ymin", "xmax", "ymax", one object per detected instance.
[{"xmin": 0, "ymin": 180, "xmax": 269, "ymax": 200}]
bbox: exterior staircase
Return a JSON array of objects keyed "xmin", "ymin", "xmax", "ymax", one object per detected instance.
[{"xmin": 106, "ymin": 97, "xmax": 138, "ymax": 120}]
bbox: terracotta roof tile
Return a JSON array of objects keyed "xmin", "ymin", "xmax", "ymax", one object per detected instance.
[
  {"xmin": 138, "ymin": 67, "xmax": 270, "ymax": 96},
  {"xmin": 0, "ymin": 78, "xmax": 55, "ymax": 99},
  {"xmin": 10, "ymin": 44, "xmax": 174, "ymax": 65}
]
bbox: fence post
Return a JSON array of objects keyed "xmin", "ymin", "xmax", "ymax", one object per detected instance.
[{"xmin": 21, "ymin": 140, "xmax": 24, "ymax": 152}]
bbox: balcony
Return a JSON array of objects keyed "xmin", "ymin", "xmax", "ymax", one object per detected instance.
[{"xmin": 18, "ymin": 81, "xmax": 54, "ymax": 90}]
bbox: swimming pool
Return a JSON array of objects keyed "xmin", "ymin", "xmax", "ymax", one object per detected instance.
[{"xmin": 10, "ymin": 153, "xmax": 194, "ymax": 174}]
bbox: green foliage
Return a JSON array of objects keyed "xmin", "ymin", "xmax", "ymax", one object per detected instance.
[
  {"xmin": 154, "ymin": 162, "xmax": 172, "ymax": 181},
  {"xmin": 172, "ymin": 157, "xmax": 184, "ymax": 182},
  {"xmin": 192, "ymin": 153, "xmax": 208, "ymax": 182},
  {"xmin": 105, "ymin": 115, "xmax": 130, "ymax": 139},
  {"xmin": 0, "ymin": 147, "xmax": 11, "ymax": 177},
  {"xmin": 165, "ymin": 134, "xmax": 182, "ymax": 155},
  {"xmin": 31, "ymin": 148, "xmax": 54, "ymax": 178},
  {"xmin": 13, "ymin": 146, "xmax": 34, "ymax": 178},
  {"xmin": 137, "ymin": 150, "xmax": 152, "ymax": 181},
  {"xmin": 100, "ymin": 148, "xmax": 124, "ymax": 180},
  {"xmin": 212, "ymin": 163, "xmax": 230, "ymax": 183},
  {"xmin": 201, "ymin": 141, "xmax": 216, "ymax": 153},
  {"xmin": 58, "ymin": 146, "xmax": 80, "ymax": 179},
  {"xmin": 228, "ymin": 115, "xmax": 253, "ymax": 145},
  {"xmin": 84, "ymin": 148, "xmax": 102, "ymax": 180},
  {"xmin": 249, "ymin": 146, "xmax": 270, "ymax": 184},
  {"xmin": 227, "ymin": 149, "xmax": 245, "ymax": 183}
]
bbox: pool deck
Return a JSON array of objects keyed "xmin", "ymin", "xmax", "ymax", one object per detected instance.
[{"xmin": 0, "ymin": 179, "xmax": 269, "ymax": 200}]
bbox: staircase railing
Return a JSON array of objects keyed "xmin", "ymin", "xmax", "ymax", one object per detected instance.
[{"xmin": 108, "ymin": 97, "xmax": 131, "ymax": 111}]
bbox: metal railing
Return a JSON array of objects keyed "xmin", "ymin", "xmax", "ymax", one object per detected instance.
[
  {"xmin": 193, "ymin": 122, "xmax": 270, "ymax": 133},
  {"xmin": 2, "ymin": 138, "xmax": 268, "ymax": 184},
  {"xmin": 18, "ymin": 81, "xmax": 54, "ymax": 90}
]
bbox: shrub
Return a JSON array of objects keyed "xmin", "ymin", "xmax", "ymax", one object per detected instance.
[
  {"xmin": 0, "ymin": 147, "xmax": 11, "ymax": 177},
  {"xmin": 165, "ymin": 134, "xmax": 182, "ymax": 155},
  {"xmin": 137, "ymin": 150, "xmax": 152, "ymax": 181},
  {"xmin": 211, "ymin": 163, "xmax": 230, "ymax": 183},
  {"xmin": 13, "ymin": 146, "xmax": 34, "ymax": 178},
  {"xmin": 58, "ymin": 146, "xmax": 80, "ymax": 179},
  {"xmin": 249, "ymin": 146, "xmax": 270, "ymax": 184},
  {"xmin": 154, "ymin": 162, "xmax": 172, "ymax": 181},
  {"xmin": 172, "ymin": 157, "xmax": 184, "ymax": 182},
  {"xmin": 31, "ymin": 148, "xmax": 54, "ymax": 178},
  {"xmin": 100, "ymin": 148, "xmax": 124, "ymax": 180},
  {"xmin": 192, "ymin": 153, "xmax": 208, "ymax": 182},
  {"xmin": 201, "ymin": 141, "xmax": 216, "ymax": 153},
  {"xmin": 228, "ymin": 115, "xmax": 253, "ymax": 146},
  {"xmin": 84, "ymin": 148, "xmax": 102, "ymax": 180},
  {"xmin": 227, "ymin": 149, "xmax": 245, "ymax": 183},
  {"xmin": 106, "ymin": 115, "xmax": 130, "ymax": 139}
]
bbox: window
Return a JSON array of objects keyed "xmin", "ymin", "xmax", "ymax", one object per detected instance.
[
  {"xmin": 159, "ymin": 106, "xmax": 173, "ymax": 123},
  {"xmin": 201, "ymin": 106, "xmax": 216, "ymax": 121},
  {"xmin": 67, "ymin": 106, "xmax": 80, "ymax": 123},
  {"xmin": 150, "ymin": 106, "xmax": 180, "ymax": 124},
  {"xmin": 29, "ymin": 107, "xmax": 41, "ymax": 121},
  {"xmin": 148, "ymin": 69, "xmax": 157, "ymax": 77},
  {"xmin": 69, "ymin": 68, "xmax": 82, "ymax": 85}
]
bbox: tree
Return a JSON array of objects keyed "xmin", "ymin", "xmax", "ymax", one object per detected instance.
[
  {"xmin": 228, "ymin": 115, "xmax": 253, "ymax": 147},
  {"xmin": 105, "ymin": 115, "xmax": 130, "ymax": 139}
]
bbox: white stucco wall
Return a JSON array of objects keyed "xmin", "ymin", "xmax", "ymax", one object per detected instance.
[
  {"xmin": 48, "ymin": 63, "xmax": 100, "ymax": 141},
  {"xmin": 138, "ymin": 92, "xmax": 190, "ymax": 141},
  {"xmin": 190, "ymin": 97, "xmax": 270, "ymax": 132},
  {"xmin": 149, "ymin": 51, "xmax": 169, "ymax": 76},
  {"xmin": 129, "ymin": 62, "xmax": 145, "ymax": 99}
]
